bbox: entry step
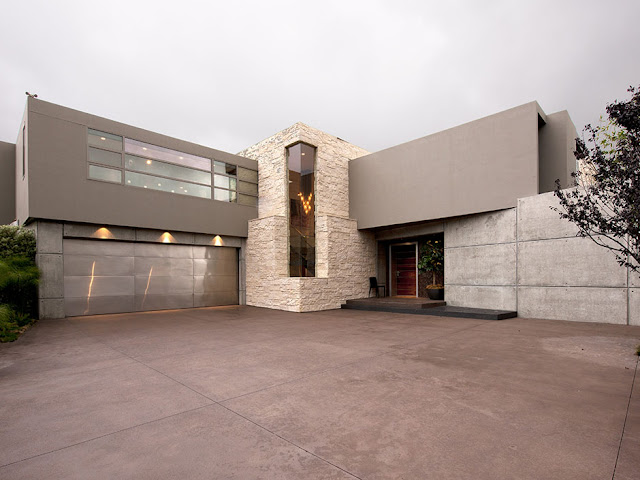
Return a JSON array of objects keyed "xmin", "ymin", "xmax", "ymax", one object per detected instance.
[{"xmin": 341, "ymin": 297, "xmax": 516, "ymax": 320}]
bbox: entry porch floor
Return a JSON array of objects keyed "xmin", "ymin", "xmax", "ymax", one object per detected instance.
[{"xmin": 342, "ymin": 296, "xmax": 517, "ymax": 320}]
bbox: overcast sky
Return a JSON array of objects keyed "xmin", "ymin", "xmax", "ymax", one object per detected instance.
[{"xmin": 1, "ymin": 0, "xmax": 639, "ymax": 154}]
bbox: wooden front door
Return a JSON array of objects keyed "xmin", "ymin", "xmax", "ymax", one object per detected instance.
[{"xmin": 390, "ymin": 244, "xmax": 417, "ymax": 296}]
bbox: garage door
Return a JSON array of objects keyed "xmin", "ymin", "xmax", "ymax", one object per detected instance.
[{"xmin": 63, "ymin": 239, "xmax": 238, "ymax": 317}]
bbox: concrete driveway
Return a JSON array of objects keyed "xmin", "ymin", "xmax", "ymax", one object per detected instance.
[{"xmin": 0, "ymin": 306, "xmax": 638, "ymax": 479}]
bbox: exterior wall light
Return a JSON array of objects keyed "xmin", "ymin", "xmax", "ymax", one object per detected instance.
[
  {"xmin": 93, "ymin": 227, "xmax": 114, "ymax": 239},
  {"xmin": 160, "ymin": 232, "xmax": 175, "ymax": 243},
  {"xmin": 213, "ymin": 235, "xmax": 223, "ymax": 246}
]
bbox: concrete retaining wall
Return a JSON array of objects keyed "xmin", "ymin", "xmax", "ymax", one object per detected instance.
[{"xmin": 444, "ymin": 191, "xmax": 638, "ymax": 325}]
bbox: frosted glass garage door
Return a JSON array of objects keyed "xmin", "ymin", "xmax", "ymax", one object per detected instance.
[{"xmin": 63, "ymin": 239, "xmax": 238, "ymax": 316}]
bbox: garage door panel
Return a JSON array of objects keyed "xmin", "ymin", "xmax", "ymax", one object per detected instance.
[
  {"xmin": 64, "ymin": 239, "xmax": 135, "ymax": 257},
  {"xmin": 135, "ymin": 294, "xmax": 194, "ymax": 312},
  {"xmin": 193, "ymin": 246, "xmax": 237, "ymax": 261},
  {"xmin": 65, "ymin": 276, "xmax": 135, "ymax": 298},
  {"xmin": 194, "ymin": 291, "xmax": 239, "ymax": 307},
  {"xmin": 63, "ymin": 239, "xmax": 238, "ymax": 317},
  {"xmin": 64, "ymin": 255, "xmax": 135, "ymax": 277},
  {"xmin": 134, "ymin": 257, "xmax": 194, "ymax": 277},
  {"xmin": 194, "ymin": 258, "xmax": 238, "ymax": 276},
  {"xmin": 65, "ymin": 295, "xmax": 135, "ymax": 317},
  {"xmin": 194, "ymin": 274, "xmax": 238, "ymax": 294},
  {"xmin": 134, "ymin": 275, "xmax": 194, "ymax": 295},
  {"xmin": 134, "ymin": 243, "xmax": 193, "ymax": 259}
]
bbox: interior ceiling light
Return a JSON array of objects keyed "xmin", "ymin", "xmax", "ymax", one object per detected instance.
[
  {"xmin": 100, "ymin": 137, "xmax": 106, "ymax": 141},
  {"xmin": 146, "ymin": 160, "xmax": 152, "ymax": 165},
  {"xmin": 298, "ymin": 192, "xmax": 313, "ymax": 214}
]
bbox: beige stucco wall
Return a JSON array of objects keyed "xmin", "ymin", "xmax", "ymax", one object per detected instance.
[{"xmin": 238, "ymin": 123, "xmax": 376, "ymax": 312}]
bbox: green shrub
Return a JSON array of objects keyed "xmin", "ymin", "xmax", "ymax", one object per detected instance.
[
  {"xmin": 0, "ymin": 257, "xmax": 40, "ymax": 319},
  {"xmin": 0, "ymin": 304, "xmax": 20, "ymax": 343},
  {"xmin": 0, "ymin": 225, "xmax": 36, "ymax": 260}
]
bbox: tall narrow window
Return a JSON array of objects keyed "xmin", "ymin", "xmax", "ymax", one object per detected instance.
[{"xmin": 287, "ymin": 142, "xmax": 316, "ymax": 277}]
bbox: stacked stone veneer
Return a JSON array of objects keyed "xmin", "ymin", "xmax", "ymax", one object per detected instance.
[
  {"xmin": 238, "ymin": 123, "xmax": 376, "ymax": 312},
  {"xmin": 444, "ymin": 190, "xmax": 639, "ymax": 325}
]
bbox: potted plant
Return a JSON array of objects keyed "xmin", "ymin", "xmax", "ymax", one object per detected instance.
[{"xmin": 417, "ymin": 238, "xmax": 444, "ymax": 300}]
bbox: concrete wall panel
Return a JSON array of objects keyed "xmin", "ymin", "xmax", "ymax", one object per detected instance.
[
  {"xmin": 63, "ymin": 223, "xmax": 136, "ymax": 241},
  {"xmin": 35, "ymin": 221, "xmax": 63, "ymax": 254},
  {"xmin": 630, "ymin": 289, "xmax": 640, "ymax": 326},
  {"xmin": 445, "ymin": 285, "xmax": 516, "ymax": 310},
  {"xmin": 445, "ymin": 209, "xmax": 516, "ymax": 248},
  {"xmin": 518, "ymin": 237, "xmax": 627, "ymax": 287},
  {"xmin": 517, "ymin": 191, "xmax": 579, "ymax": 241},
  {"xmin": 39, "ymin": 299, "xmax": 65, "ymax": 319},
  {"xmin": 445, "ymin": 243, "xmax": 516, "ymax": 286},
  {"xmin": 36, "ymin": 254, "xmax": 64, "ymax": 299},
  {"xmin": 518, "ymin": 287, "xmax": 627, "ymax": 324}
]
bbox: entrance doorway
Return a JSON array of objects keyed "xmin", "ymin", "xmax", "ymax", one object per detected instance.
[{"xmin": 389, "ymin": 243, "xmax": 417, "ymax": 296}]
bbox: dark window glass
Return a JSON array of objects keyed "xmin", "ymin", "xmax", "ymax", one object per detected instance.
[{"xmin": 287, "ymin": 142, "xmax": 316, "ymax": 277}]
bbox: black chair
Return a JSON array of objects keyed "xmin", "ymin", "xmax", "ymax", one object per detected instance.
[{"xmin": 369, "ymin": 277, "xmax": 386, "ymax": 298}]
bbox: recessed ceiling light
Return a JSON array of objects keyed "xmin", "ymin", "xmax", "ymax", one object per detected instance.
[
  {"xmin": 142, "ymin": 147, "xmax": 147, "ymax": 150},
  {"xmin": 179, "ymin": 156, "xmax": 184, "ymax": 160},
  {"xmin": 301, "ymin": 152, "xmax": 305, "ymax": 156},
  {"xmin": 143, "ymin": 185, "xmax": 147, "ymax": 188},
  {"xmin": 171, "ymin": 190, "xmax": 174, "ymax": 192},
  {"xmin": 127, "ymin": 180, "xmax": 131, "ymax": 183},
  {"xmin": 184, "ymin": 190, "xmax": 188, "ymax": 193},
  {"xmin": 158, "ymin": 183, "xmax": 161, "ymax": 186},
  {"xmin": 146, "ymin": 160, "xmax": 152, "ymax": 165},
  {"xmin": 100, "ymin": 137, "xmax": 106, "ymax": 141}
]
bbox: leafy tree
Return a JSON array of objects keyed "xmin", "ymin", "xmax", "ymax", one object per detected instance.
[{"xmin": 554, "ymin": 85, "xmax": 639, "ymax": 274}]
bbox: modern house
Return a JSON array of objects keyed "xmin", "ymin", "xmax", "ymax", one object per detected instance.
[{"xmin": 1, "ymin": 97, "xmax": 637, "ymax": 325}]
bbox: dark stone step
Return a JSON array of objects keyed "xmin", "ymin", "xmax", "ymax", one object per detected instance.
[{"xmin": 341, "ymin": 302, "xmax": 516, "ymax": 320}]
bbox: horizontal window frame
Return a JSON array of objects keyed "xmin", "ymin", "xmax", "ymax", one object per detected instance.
[
  {"xmin": 87, "ymin": 163, "xmax": 124, "ymax": 185},
  {"xmin": 125, "ymin": 138, "xmax": 211, "ymax": 172},
  {"xmin": 125, "ymin": 154, "xmax": 212, "ymax": 187},
  {"xmin": 88, "ymin": 146, "xmax": 124, "ymax": 169},
  {"xmin": 125, "ymin": 171, "xmax": 212, "ymax": 199},
  {"xmin": 213, "ymin": 187, "xmax": 238, "ymax": 203},
  {"xmin": 86, "ymin": 128, "xmax": 258, "ymax": 204},
  {"xmin": 87, "ymin": 128, "xmax": 123, "ymax": 153}
]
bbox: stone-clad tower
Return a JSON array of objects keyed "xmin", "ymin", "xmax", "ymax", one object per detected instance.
[{"xmin": 238, "ymin": 123, "xmax": 375, "ymax": 312}]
